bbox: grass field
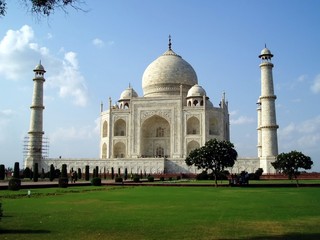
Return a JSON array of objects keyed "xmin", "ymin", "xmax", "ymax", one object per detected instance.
[{"xmin": 1, "ymin": 186, "xmax": 320, "ymax": 240}]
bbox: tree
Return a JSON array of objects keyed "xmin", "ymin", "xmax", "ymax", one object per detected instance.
[
  {"xmin": 49, "ymin": 164, "xmax": 55, "ymax": 181},
  {"xmin": 185, "ymin": 139, "xmax": 238, "ymax": 186},
  {"xmin": 271, "ymin": 151, "xmax": 313, "ymax": 186},
  {"xmin": 0, "ymin": 0, "xmax": 86, "ymax": 18},
  {"xmin": 0, "ymin": 164, "xmax": 5, "ymax": 180},
  {"xmin": 33, "ymin": 163, "xmax": 39, "ymax": 182}
]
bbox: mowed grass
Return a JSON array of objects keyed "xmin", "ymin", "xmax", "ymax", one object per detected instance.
[{"xmin": 1, "ymin": 186, "xmax": 320, "ymax": 240}]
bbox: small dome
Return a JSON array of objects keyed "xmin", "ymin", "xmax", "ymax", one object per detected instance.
[
  {"xmin": 142, "ymin": 48, "xmax": 198, "ymax": 97},
  {"xmin": 206, "ymin": 99, "xmax": 214, "ymax": 108},
  {"xmin": 259, "ymin": 47, "xmax": 273, "ymax": 59},
  {"xmin": 33, "ymin": 62, "xmax": 46, "ymax": 72},
  {"xmin": 187, "ymin": 84, "xmax": 206, "ymax": 98},
  {"xmin": 119, "ymin": 87, "xmax": 138, "ymax": 100}
]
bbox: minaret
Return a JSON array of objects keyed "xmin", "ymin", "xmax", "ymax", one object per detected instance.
[
  {"xmin": 258, "ymin": 47, "xmax": 279, "ymax": 173},
  {"xmin": 24, "ymin": 62, "xmax": 46, "ymax": 169}
]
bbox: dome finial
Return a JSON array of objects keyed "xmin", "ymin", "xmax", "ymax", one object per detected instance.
[{"xmin": 168, "ymin": 35, "xmax": 172, "ymax": 50}]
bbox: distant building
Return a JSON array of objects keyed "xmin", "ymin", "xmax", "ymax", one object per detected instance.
[{"xmin": 24, "ymin": 39, "xmax": 278, "ymax": 174}]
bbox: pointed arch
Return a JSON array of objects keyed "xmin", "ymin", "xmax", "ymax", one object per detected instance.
[
  {"xmin": 187, "ymin": 140, "xmax": 200, "ymax": 155},
  {"xmin": 187, "ymin": 117, "xmax": 200, "ymax": 134},
  {"xmin": 113, "ymin": 142, "xmax": 126, "ymax": 158},
  {"xmin": 102, "ymin": 121, "xmax": 108, "ymax": 137},
  {"xmin": 114, "ymin": 119, "xmax": 126, "ymax": 136},
  {"xmin": 141, "ymin": 115, "xmax": 170, "ymax": 157}
]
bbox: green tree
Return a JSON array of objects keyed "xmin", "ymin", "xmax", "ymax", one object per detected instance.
[
  {"xmin": 33, "ymin": 163, "xmax": 39, "ymax": 182},
  {"xmin": 0, "ymin": 164, "xmax": 5, "ymax": 180},
  {"xmin": 49, "ymin": 164, "xmax": 55, "ymax": 181},
  {"xmin": 271, "ymin": 151, "xmax": 313, "ymax": 186},
  {"xmin": 185, "ymin": 139, "xmax": 238, "ymax": 186},
  {"xmin": 0, "ymin": 0, "xmax": 85, "ymax": 17}
]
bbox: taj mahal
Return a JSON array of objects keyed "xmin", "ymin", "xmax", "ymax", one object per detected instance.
[{"xmin": 24, "ymin": 38, "xmax": 279, "ymax": 174}]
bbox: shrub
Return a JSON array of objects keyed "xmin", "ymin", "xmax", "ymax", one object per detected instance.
[
  {"xmin": 78, "ymin": 168, "xmax": 82, "ymax": 180},
  {"xmin": 13, "ymin": 162, "xmax": 20, "ymax": 178},
  {"xmin": 58, "ymin": 177, "xmax": 68, "ymax": 188},
  {"xmin": 59, "ymin": 164, "xmax": 68, "ymax": 188},
  {"xmin": 196, "ymin": 171, "xmax": 209, "ymax": 180},
  {"xmin": 115, "ymin": 177, "xmax": 123, "ymax": 183},
  {"xmin": 33, "ymin": 163, "xmax": 39, "ymax": 182},
  {"xmin": 147, "ymin": 176, "xmax": 154, "ymax": 182},
  {"xmin": 111, "ymin": 167, "xmax": 114, "ymax": 179},
  {"xmin": 85, "ymin": 165, "xmax": 89, "ymax": 181},
  {"xmin": 0, "ymin": 164, "xmax": 5, "ymax": 180},
  {"xmin": 0, "ymin": 202, "xmax": 3, "ymax": 220},
  {"xmin": 91, "ymin": 177, "xmax": 102, "ymax": 186},
  {"xmin": 133, "ymin": 176, "xmax": 140, "ymax": 182},
  {"xmin": 49, "ymin": 164, "xmax": 55, "ymax": 181},
  {"xmin": 8, "ymin": 178, "xmax": 21, "ymax": 190}
]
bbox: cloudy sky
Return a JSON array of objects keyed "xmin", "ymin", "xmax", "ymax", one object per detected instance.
[{"xmin": 0, "ymin": 1, "xmax": 319, "ymax": 171}]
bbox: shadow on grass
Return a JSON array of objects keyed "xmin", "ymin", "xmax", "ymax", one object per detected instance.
[
  {"xmin": 0, "ymin": 229, "xmax": 51, "ymax": 234},
  {"xmin": 247, "ymin": 233, "xmax": 320, "ymax": 240}
]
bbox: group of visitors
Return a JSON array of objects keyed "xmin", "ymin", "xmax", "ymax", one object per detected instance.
[
  {"xmin": 70, "ymin": 171, "xmax": 78, "ymax": 183},
  {"xmin": 229, "ymin": 172, "xmax": 249, "ymax": 185}
]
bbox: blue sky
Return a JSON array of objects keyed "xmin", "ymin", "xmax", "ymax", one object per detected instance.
[{"xmin": 0, "ymin": 0, "xmax": 319, "ymax": 171}]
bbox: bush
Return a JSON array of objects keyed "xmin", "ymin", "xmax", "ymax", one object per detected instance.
[
  {"xmin": 85, "ymin": 165, "xmax": 89, "ymax": 181},
  {"xmin": 0, "ymin": 202, "xmax": 3, "ymax": 220},
  {"xmin": 91, "ymin": 177, "xmax": 102, "ymax": 186},
  {"xmin": 13, "ymin": 162, "xmax": 20, "ymax": 179},
  {"xmin": 115, "ymin": 177, "xmax": 123, "ymax": 183},
  {"xmin": 0, "ymin": 164, "xmax": 5, "ymax": 180},
  {"xmin": 58, "ymin": 177, "xmax": 68, "ymax": 188},
  {"xmin": 133, "ymin": 176, "xmax": 140, "ymax": 182},
  {"xmin": 33, "ymin": 163, "xmax": 39, "ymax": 182},
  {"xmin": 147, "ymin": 176, "xmax": 154, "ymax": 182},
  {"xmin": 8, "ymin": 178, "xmax": 21, "ymax": 190},
  {"xmin": 196, "ymin": 171, "xmax": 209, "ymax": 180}
]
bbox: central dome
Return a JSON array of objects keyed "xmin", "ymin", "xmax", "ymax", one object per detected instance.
[{"xmin": 142, "ymin": 48, "xmax": 198, "ymax": 97}]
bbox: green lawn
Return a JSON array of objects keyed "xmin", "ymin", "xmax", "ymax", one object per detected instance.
[{"xmin": 1, "ymin": 186, "xmax": 320, "ymax": 240}]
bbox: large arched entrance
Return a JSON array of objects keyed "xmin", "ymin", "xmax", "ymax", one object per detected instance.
[{"xmin": 140, "ymin": 115, "xmax": 170, "ymax": 157}]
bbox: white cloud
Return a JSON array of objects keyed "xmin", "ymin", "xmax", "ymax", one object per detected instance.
[
  {"xmin": 0, "ymin": 25, "xmax": 88, "ymax": 107},
  {"xmin": 92, "ymin": 38, "xmax": 105, "ymax": 48},
  {"xmin": 50, "ymin": 122, "xmax": 99, "ymax": 144},
  {"xmin": 311, "ymin": 74, "xmax": 320, "ymax": 94},
  {"xmin": 231, "ymin": 116, "xmax": 255, "ymax": 125},
  {"xmin": 279, "ymin": 116, "xmax": 320, "ymax": 151}
]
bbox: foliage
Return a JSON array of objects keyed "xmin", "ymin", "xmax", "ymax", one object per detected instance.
[
  {"xmin": 185, "ymin": 139, "xmax": 238, "ymax": 186},
  {"xmin": 77, "ymin": 168, "xmax": 81, "ymax": 180},
  {"xmin": 59, "ymin": 164, "xmax": 68, "ymax": 188},
  {"xmin": 13, "ymin": 162, "xmax": 20, "ymax": 179},
  {"xmin": 115, "ymin": 177, "xmax": 123, "ymax": 183},
  {"xmin": 33, "ymin": 163, "xmax": 39, "ymax": 182},
  {"xmin": 0, "ymin": 164, "xmax": 5, "ymax": 180},
  {"xmin": 254, "ymin": 168, "xmax": 264, "ymax": 180},
  {"xmin": 8, "ymin": 178, "xmax": 21, "ymax": 190},
  {"xmin": 0, "ymin": 202, "xmax": 2, "ymax": 220},
  {"xmin": 124, "ymin": 168, "xmax": 128, "ymax": 180},
  {"xmin": 61, "ymin": 164, "xmax": 68, "ymax": 178},
  {"xmin": 272, "ymin": 151, "xmax": 313, "ymax": 186},
  {"xmin": 147, "ymin": 176, "xmax": 154, "ymax": 182},
  {"xmin": 85, "ymin": 165, "xmax": 89, "ymax": 181},
  {"xmin": 0, "ymin": 0, "xmax": 85, "ymax": 17},
  {"xmin": 133, "ymin": 175, "xmax": 140, "ymax": 182},
  {"xmin": 111, "ymin": 167, "xmax": 114, "ymax": 179},
  {"xmin": 91, "ymin": 177, "xmax": 101, "ymax": 186},
  {"xmin": 49, "ymin": 164, "xmax": 55, "ymax": 181},
  {"xmin": 58, "ymin": 177, "xmax": 68, "ymax": 188}
]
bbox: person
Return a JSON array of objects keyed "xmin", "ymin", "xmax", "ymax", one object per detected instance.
[{"xmin": 70, "ymin": 171, "xmax": 74, "ymax": 183}]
